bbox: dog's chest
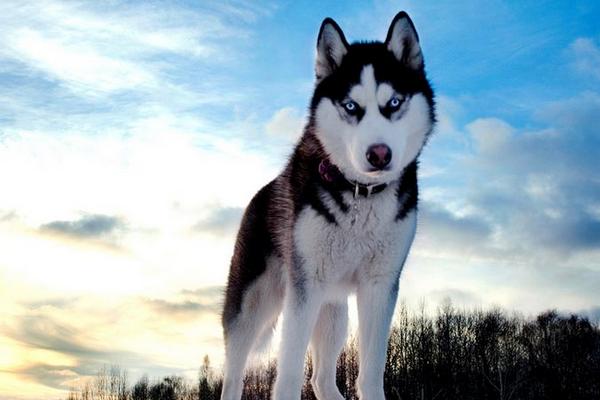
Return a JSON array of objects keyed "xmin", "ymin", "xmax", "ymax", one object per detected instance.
[{"xmin": 293, "ymin": 189, "xmax": 407, "ymax": 284}]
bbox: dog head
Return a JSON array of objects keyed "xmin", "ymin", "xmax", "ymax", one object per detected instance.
[{"xmin": 310, "ymin": 12, "xmax": 435, "ymax": 185}]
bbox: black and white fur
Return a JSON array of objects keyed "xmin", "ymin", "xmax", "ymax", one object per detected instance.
[{"xmin": 220, "ymin": 12, "xmax": 434, "ymax": 400}]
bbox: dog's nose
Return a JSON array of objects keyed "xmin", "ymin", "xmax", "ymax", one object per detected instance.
[{"xmin": 366, "ymin": 143, "xmax": 392, "ymax": 169}]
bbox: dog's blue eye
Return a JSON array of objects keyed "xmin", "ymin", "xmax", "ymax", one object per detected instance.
[
  {"xmin": 343, "ymin": 101, "xmax": 358, "ymax": 114},
  {"xmin": 389, "ymin": 96, "xmax": 402, "ymax": 109}
]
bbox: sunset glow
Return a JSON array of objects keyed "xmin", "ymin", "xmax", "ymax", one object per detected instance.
[{"xmin": 1, "ymin": 1, "xmax": 599, "ymax": 399}]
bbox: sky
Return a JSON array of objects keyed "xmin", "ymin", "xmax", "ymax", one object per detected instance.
[{"xmin": 0, "ymin": 0, "xmax": 599, "ymax": 398}]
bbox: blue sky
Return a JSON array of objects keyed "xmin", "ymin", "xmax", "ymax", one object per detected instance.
[{"xmin": 0, "ymin": 1, "xmax": 599, "ymax": 398}]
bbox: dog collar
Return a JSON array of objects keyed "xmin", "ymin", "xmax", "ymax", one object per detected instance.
[{"xmin": 318, "ymin": 159, "xmax": 388, "ymax": 198}]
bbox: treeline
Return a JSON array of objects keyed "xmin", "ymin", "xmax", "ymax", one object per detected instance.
[
  {"xmin": 66, "ymin": 364, "xmax": 208, "ymax": 400},
  {"xmin": 65, "ymin": 305, "xmax": 600, "ymax": 400}
]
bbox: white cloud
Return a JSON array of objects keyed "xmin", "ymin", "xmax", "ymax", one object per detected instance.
[
  {"xmin": 0, "ymin": 112, "xmax": 279, "ymax": 397},
  {"xmin": 0, "ymin": 3, "xmax": 284, "ymax": 387},
  {"xmin": 569, "ymin": 37, "xmax": 600, "ymax": 80},
  {"xmin": 0, "ymin": 289, "xmax": 224, "ymax": 396},
  {"xmin": 410, "ymin": 91, "xmax": 600, "ymax": 322},
  {"xmin": 5, "ymin": 28, "xmax": 155, "ymax": 94},
  {"xmin": 0, "ymin": 1, "xmax": 259, "ymax": 96},
  {"xmin": 432, "ymin": 94, "xmax": 464, "ymax": 137},
  {"xmin": 265, "ymin": 106, "xmax": 306, "ymax": 141},
  {"xmin": 466, "ymin": 117, "xmax": 514, "ymax": 154},
  {"xmin": 438, "ymin": 101, "xmax": 600, "ymax": 258},
  {"xmin": 0, "ymin": 115, "xmax": 279, "ymax": 295},
  {"xmin": 0, "ymin": 5, "xmax": 598, "ymax": 397},
  {"xmin": 419, "ymin": 94, "xmax": 470, "ymax": 180}
]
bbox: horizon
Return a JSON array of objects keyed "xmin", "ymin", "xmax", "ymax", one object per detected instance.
[{"xmin": 0, "ymin": 1, "xmax": 599, "ymax": 399}]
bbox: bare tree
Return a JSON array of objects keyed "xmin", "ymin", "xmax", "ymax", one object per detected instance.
[{"xmin": 64, "ymin": 308, "xmax": 600, "ymax": 400}]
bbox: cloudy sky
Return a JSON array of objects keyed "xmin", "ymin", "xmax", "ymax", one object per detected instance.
[{"xmin": 1, "ymin": 0, "xmax": 599, "ymax": 398}]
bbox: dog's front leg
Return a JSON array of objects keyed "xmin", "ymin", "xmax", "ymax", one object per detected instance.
[
  {"xmin": 272, "ymin": 273, "xmax": 323, "ymax": 400},
  {"xmin": 356, "ymin": 274, "xmax": 400, "ymax": 400}
]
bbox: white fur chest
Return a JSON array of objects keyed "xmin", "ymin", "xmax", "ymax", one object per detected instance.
[{"xmin": 293, "ymin": 187, "xmax": 416, "ymax": 294}]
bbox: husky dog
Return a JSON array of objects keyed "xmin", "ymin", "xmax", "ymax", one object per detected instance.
[{"xmin": 220, "ymin": 11, "xmax": 434, "ymax": 400}]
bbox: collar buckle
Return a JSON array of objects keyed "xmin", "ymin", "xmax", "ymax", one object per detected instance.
[{"xmin": 353, "ymin": 182, "xmax": 378, "ymax": 198}]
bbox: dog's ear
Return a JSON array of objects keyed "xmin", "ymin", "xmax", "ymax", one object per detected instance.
[
  {"xmin": 385, "ymin": 12, "xmax": 423, "ymax": 70},
  {"xmin": 316, "ymin": 18, "xmax": 349, "ymax": 81}
]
